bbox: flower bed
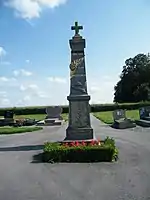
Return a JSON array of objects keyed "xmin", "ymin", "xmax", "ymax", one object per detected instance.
[{"xmin": 43, "ymin": 137, "xmax": 118, "ymax": 163}]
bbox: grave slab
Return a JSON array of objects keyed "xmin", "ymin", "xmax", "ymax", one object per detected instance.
[
  {"xmin": 112, "ymin": 109, "xmax": 136, "ymax": 129},
  {"xmin": 135, "ymin": 107, "xmax": 150, "ymax": 127},
  {"xmin": 42, "ymin": 106, "xmax": 64, "ymax": 126}
]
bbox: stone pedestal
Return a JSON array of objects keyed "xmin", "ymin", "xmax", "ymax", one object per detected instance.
[{"xmin": 65, "ymin": 23, "xmax": 94, "ymax": 141}]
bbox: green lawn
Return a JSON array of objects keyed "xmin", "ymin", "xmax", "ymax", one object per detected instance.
[
  {"xmin": 0, "ymin": 126, "xmax": 43, "ymax": 135},
  {"xmin": 0, "ymin": 113, "xmax": 68, "ymax": 121},
  {"xmin": 93, "ymin": 110, "xmax": 140, "ymax": 124}
]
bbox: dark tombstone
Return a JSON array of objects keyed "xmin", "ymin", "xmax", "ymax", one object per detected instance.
[
  {"xmin": 139, "ymin": 107, "xmax": 150, "ymax": 121},
  {"xmin": 135, "ymin": 107, "xmax": 150, "ymax": 127},
  {"xmin": 65, "ymin": 22, "xmax": 94, "ymax": 140},
  {"xmin": 3, "ymin": 110, "xmax": 14, "ymax": 126},
  {"xmin": 4, "ymin": 110, "xmax": 14, "ymax": 119},
  {"xmin": 113, "ymin": 109, "xmax": 126, "ymax": 121},
  {"xmin": 112, "ymin": 109, "xmax": 136, "ymax": 129}
]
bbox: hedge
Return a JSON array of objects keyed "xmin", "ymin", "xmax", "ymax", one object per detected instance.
[
  {"xmin": 42, "ymin": 137, "xmax": 118, "ymax": 163},
  {"xmin": 0, "ymin": 101, "xmax": 150, "ymax": 115}
]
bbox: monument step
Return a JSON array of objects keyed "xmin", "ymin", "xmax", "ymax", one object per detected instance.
[{"xmin": 65, "ymin": 127, "xmax": 94, "ymax": 140}]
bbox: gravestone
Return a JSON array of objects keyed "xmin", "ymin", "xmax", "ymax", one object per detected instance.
[
  {"xmin": 65, "ymin": 22, "xmax": 94, "ymax": 140},
  {"xmin": 45, "ymin": 106, "xmax": 62, "ymax": 119},
  {"xmin": 112, "ymin": 109, "xmax": 136, "ymax": 129},
  {"xmin": 4, "ymin": 110, "xmax": 14, "ymax": 119},
  {"xmin": 0, "ymin": 110, "xmax": 15, "ymax": 126},
  {"xmin": 135, "ymin": 107, "xmax": 150, "ymax": 127},
  {"xmin": 139, "ymin": 107, "xmax": 150, "ymax": 121},
  {"xmin": 36, "ymin": 106, "xmax": 64, "ymax": 126},
  {"xmin": 113, "ymin": 109, "xmax": 126, "ymax": 121}
]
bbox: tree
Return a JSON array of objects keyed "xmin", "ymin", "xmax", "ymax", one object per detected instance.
[{"xmin": 114, "ymin": 53, "xmax": 150, "ymax": 103}]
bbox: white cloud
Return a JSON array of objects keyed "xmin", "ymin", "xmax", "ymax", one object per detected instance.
[
  {"xmin": 21, "ymin": 69, "xmax": 32, "ymax": 76},
  {"xmin": 5, "ymin": 0, "xmax": 68, "ymax": 19},
  {"xmin": 19, "ymin": 84, "xmax": 48, "ymax": 98},
  {"xmin": 23, "ymin": 95, "xmax": 31, "ymax": 101},
  {"xmin": 13, "ymin": 70, "xmax": 20, "ymax": 76},
  {"xmin": 0, "ymin": 61, "xmax": 11, "ymax": 65},
  {"xmin": 13, "ymin": 69, "xmax": 32, "ymax": 77},
  {"xmin": 0, "ymin": 72, "xmax": 120, "ymax": 108},
  {"xmin": 0, "ymin": 47, "xmax": 6, "ymax": 57},
  {"xmin": 0, "ymin": 98, "xmax": 10, "ymax": 106},
  {"xmin": 0, "ymin": 91, "xmax": 7, "ymax": 98},
  {"xmin": 26, "ymin": 59, "xmax": 30, "ymax": 63},
  {"xmin": 88, "ymin": 75, "xmax": 119, "ymax": 104},
  {"xmin": 0, "ymin": 77, "xmax": 17, "ymax": 89},
  {"xmin": 0, "ymin": 77, "xmax": 9, "ymax": 82},
  {"xmin": 0, "ymin": 77, "xmax": 17, "ymax": 82},
  {"xmin": 48, "ymin": 76, "xmax": 67, "ymax": 83},
  {"xmin": 20, "ymin": 84, "xmax": 38, "ymax": 91}
]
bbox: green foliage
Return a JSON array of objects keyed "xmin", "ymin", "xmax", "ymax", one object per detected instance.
[
  {"xmin": 1, "ymin": 102, "xmax": 150, "ymax": 115},
  {"xmin": 61, "ymin": 113, "xmax": 68, "ymax": 121},
  {"xmin": 43, "ymin": 138, "xmax": 118, "ymax": 163},
  {"xmin": 0, "ymin": 105, "xmax": 69, "ymax": 116},
  {"xmin": 0, "ymin": 126, "xmax": 43, "ymax": 135},
  {"xmin": 91, "ymin": 102, "xmax": 150, "ymax": 112},
  {"xmin": 114, "ymin": 53, "xmax": 150, "ymax": 102}
]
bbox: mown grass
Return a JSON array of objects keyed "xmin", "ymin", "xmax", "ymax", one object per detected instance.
[
  {"xmin": 0, "ymin": 126, "xmax": 43, "ymax": 135},
  {"xmin": 0, "ymin": 113, "xmax": 68, "ymax": 121},
  {"xmin": 93, "ymin": 110, "xmax": 140, "ymax": 124}
]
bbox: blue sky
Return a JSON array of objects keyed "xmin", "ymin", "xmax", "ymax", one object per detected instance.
[{"xmin": 0, "ymin": 0, "xmax": 150, "ymax": 107}]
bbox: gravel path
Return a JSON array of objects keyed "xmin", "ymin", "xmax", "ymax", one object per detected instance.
[{"xmin": 0, "ymin": 116, "xmax": 150, "ymax": 200}]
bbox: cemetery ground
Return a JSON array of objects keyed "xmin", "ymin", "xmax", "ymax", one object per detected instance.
[
  {"xmin": 0, "ymin": 109, "xmax": 138, "ymax": 125},
  {"xmin": 0, "ymin": 115, "xmax": 150, "ymax": 199},
  {"xmin": 94, "ymin": 109, "xmax": 139, "ymax": 124}
]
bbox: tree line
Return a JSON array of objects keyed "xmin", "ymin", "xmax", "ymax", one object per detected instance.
[{"xmin": 114, "ymin": 53, "xmax": 150, "ymax": 103}]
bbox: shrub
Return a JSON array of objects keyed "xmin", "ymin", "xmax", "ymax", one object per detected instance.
[{"xmin": 43, "ymin": 137, "xmax": 118, "ymax": 163}]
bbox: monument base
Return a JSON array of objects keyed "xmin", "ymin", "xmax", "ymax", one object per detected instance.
[
  {"xmin": 65, "ymin": 127, "xmax": 94, "ymax": 140},
  {"xmin": 112, "ymin": 119, "xmax": 136, "ymax": 129}
]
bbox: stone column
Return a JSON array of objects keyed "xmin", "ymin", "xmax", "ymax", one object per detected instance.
[{"xmin": 65, "ymin": 23, "xmax": 94, "ymax": 141}]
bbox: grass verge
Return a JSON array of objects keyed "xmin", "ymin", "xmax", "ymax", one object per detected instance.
[
  {"xmin": 61, "ymin": 113, "xmax": 68, "ymax": 121},
  {"xmin": 93, "ymin": 110, "xmax": 139, "ymax": 124},
  {"xmin": 0, "ymin": 126, "xmax": 43, "ymax": 135},
  {"xmin": 43, "ymin": 137, "xmax": 118, "ymax": 163}
]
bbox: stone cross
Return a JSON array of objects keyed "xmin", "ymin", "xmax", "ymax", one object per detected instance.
[
  {"xmin": 65, "ymin": 22, "xmax": 94, "ymax": 141},
  {"xmin": 71, "ymin": 21, "xmax": 83, "ymax": 35}
]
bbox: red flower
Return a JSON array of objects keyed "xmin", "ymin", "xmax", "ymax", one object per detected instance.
[
  {"xmin": 81, "ymin": 141, "xmax": 86, "ymax": 146},
  {"xmin": 70, "ymin": 141, "xmax": 76, "ymax": 147},
  {"xmin": 75, "ymin": 141, "xmax": 80, "ymax": 146},
  {"xmin": 90, "ymin": 140, "xmax": 96, "ymax": 146}
]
